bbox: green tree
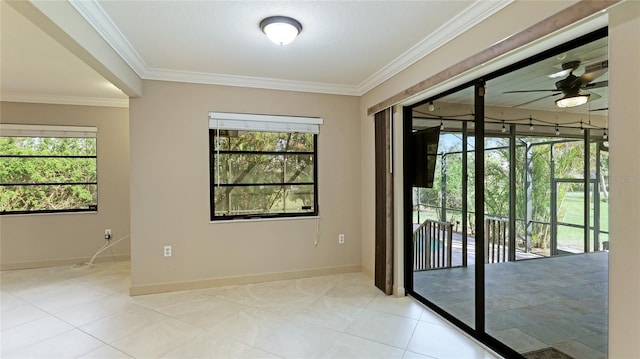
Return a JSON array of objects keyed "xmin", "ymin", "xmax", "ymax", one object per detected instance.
[
  {"xmin": 414, "ymin": 135, "xmax": 605, "ymax": 253},
  {"xmin": 0, "ymin": 137, "xmax": 97, "ymax": 212},
  {"xmin": 484, "ymin": 146, "xmax": 510, "ymax": 218},
  {"xmin": 213, "ymin": 131, "xmax": 314, "ymax": 216}
]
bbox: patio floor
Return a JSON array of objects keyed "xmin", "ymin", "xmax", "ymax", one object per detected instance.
[{"xmin": 413, "ymin": 251, "xmax": 608, "ymax": 358}]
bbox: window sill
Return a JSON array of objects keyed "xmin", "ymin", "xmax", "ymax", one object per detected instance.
[
  {"xmin": 210, "ymin": 215, "xmax": 320, "ymax": 224},
  {"xmin": 0, "ymin": 210, "xmax": 98, "ymax": 217}
]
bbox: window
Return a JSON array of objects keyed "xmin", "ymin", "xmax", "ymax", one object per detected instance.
[
  {"xmin": 0, "ymin": 124, "xmax": 98, "ymax": 215},
  {"xmin": 209, "ymin": 112, "xmax": 322, "ymax": 221}
]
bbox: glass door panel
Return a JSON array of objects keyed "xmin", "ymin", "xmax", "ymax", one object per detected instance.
[{"xmin": 409, "ymin": 87, "xmax": 476, "ymax": 329}]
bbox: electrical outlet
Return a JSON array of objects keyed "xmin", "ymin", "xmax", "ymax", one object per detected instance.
[
  {"xmin": 164, "ymin": 245, "xmax": 172, "ymax": 257},
  {"xmin": 338, "ymin": 234, "xmax": 345, "ymax": 244},
  {"xmin": 105, "ymin": 229, "xmax": 112, "ymax": 240}
]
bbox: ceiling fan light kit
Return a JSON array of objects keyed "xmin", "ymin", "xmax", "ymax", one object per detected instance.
[
  {"xmin": 504, "ymin": 59, "xmax": 607, "ymax": 109},
  {"xmin": 555, "ymin": 93, "xmax": 590, "ymax": 108}
]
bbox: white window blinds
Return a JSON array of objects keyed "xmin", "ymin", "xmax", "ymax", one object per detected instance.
[
  {"xmin": 0, "ymin": 124, "xmax": 97, "ymax": 138},
  {"xmin": 208, "ymin": 112, "xmax": 323, "ymax": 134}
]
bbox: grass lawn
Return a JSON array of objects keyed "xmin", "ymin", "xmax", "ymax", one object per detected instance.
[{"xmin": 557, "ymin": 191, "xmax": 609, "ymax": 251}]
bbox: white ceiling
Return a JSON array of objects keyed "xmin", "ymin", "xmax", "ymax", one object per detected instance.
[
  {"xmin": 1, "ymin": 0, "xmax": 515, "ymax": 105},
  {"xmin": 0, "ymin": 0, "xmax": 129, "ymax": 106},
  {"xmin": 91, "ymin": 0, "xmax": 482, "ymax": 91}
]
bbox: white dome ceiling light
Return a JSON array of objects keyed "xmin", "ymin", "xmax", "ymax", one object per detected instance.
[{"xmin": 260, "ymin": 16, "xmax": 302, "ymax": 46}]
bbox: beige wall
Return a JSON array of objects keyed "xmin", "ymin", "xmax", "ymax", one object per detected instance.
[
  {"xmin": 359, "ymin": 0, "xmax": 640, "ymax": 357},
  {"xmin": 608, "ymin": 2, "xmax": 640, "ymax": 357},
  {"xmin": 359, "ymin": 0, "xmax": 579, "ymax": 280},
  {"xmin": 0, "ymin": 101, "xmax": 130, "ymax": 269},
  {"xmin": 129, "ymin": 80, "xmax": 361, "ymax": 292}
]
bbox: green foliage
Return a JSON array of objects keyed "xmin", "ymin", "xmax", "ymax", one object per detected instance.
[
  {"xmin": 484, "ymin": 148, "xmax": 510, "ymax": 218},
  {"xmin": 0, "ymin": 137, "xmax": 97, "ymax": 213},
  {"xmin": 213, "ymin": 131, "xmax": 315, "ymax": 216},
  {"xmin": 414, "ymin": 135, "xmax": 609, "ymax": 254}
]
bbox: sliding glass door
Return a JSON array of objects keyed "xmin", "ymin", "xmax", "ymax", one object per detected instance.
[{"xmin": 404, "ymin": 30, "xmax": 609, "ymax": 359}]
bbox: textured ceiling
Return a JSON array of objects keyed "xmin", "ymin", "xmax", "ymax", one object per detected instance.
[
  {"xmin": 1, "ymin": 0, "xmax": 514, "ymax": 105},
  {"xmin": 0, "ymin": 0, "xmax": 608, "ymax": 114},
  {"xmin": 94, "ymin": 0, "xmax": 476, "ymax": 89}
]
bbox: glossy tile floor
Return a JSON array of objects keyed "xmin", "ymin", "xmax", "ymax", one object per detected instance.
[
  {"xmin": 414, "ymin": 252, "xmax": 608, "ymax": 359},
  {"xmin": 1, "ymin": 261, "xmax": 499, "ymax": 358}
]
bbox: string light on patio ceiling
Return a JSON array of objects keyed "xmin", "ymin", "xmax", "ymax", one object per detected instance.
[{"xmin": 413, "ymin": 112, "xmax": 608, "ymax": 136}]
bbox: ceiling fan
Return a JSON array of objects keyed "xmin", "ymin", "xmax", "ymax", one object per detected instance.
[{"xmin": 505, "ymin": 60, "xmax": 608, "ymax": 108}]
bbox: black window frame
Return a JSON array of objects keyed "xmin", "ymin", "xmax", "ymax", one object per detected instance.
[
  {"xmin": 209, "ymin": 129, "xmax": 319, "ymax": 221},
  {"xmin": 0, "ymin": 133, "xmax": 98, "ymax": 216}
]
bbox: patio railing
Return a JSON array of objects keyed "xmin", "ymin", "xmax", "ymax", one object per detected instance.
[
  {"xmin": 485, "ymin": 217, "xmax": 509, "ymax": 263},
  {"xmin": 413, "ymin": 219, "xmax": 454, "ymax": 271}
]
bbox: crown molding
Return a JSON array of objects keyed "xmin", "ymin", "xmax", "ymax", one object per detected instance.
[
  {"xmin": 144, "ymin": 68, "xmax": 361, "ymax": 96},
  {"xmin": 71, "ymin": 0, "xmax": 512, "ymax": 97},
  {"xmin": 70, "ymin": 0, "xmax": 360, "ymax": 95},
  {"xmin": 68, "ymin": 0, "xmax": 147, "ymax": 77},
  {"xmin": 1, "ymin": 93, "xmax": 129, "ymax": 108},
  {"xmin": 356, "ymin": 0, "xmax": 514, "ymax": 95}
]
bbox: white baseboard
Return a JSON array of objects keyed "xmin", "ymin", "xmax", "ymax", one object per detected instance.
[
  {"xmin": 129, "ymin": 264, "xmax": 362, "ymax": 296},
  {"xmin": 0, "ymin": 254, "xmax": 131, "ymax": 271},
  {"xmin": 393, "ymin": 286, "xmax": 406, "ymax": 297},
  {"xmin": 361, "ymin": 265, "xmax": 374, "ymax": 279}
]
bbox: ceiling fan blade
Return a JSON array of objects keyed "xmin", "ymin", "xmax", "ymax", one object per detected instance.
[
  {"xmin": 548, "ymin": 69, "xmax": 572, "ymax": 79},
  {"xmin": 589, "ymin": 107, "xmax": 609, "ymax": 112},
  {"xmin": 584, "ymin": 80, "xmax": 608, "ymax": 89},
  {"xmin": 576, "ymin": 69, "xmax": 607, "ymax": 86},
  {"xmin": 585, "ymin": 91, "xmax": 602, "ymax": 102},
  {"xmin": 549, "ymin": 60, "xmax": 581, "ymax": 78},
  {"xmin": 512, "ymin": 93, "xmax": 562, "ymax": 108},
  {"xmin": 576, "ymin": 61, "xmax": 608, "ymax": 86},
  {"xmin": 504, "ymin": 89, "xmax": 558, "ymax": 94}
]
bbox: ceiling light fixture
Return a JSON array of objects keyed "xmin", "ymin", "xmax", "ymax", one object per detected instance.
[
  {"xmin": 428, "ymin": 102, "xmax": 435, "ymax": 112},
  {"xmin": 260, "ymin": 16, "xmax": 302, "ymax": 46},
  {"xmin": 555, "ymin": 93, "xmax": 590, "ymax": 108}
]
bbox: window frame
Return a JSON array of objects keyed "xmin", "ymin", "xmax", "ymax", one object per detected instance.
[
  {"xmin": 0, "ymin": 124, "xmax": 98, "ymax": 216},
  {"xmin": 208, "ymin": 112, "xmax": 322, "ymax": 222}
]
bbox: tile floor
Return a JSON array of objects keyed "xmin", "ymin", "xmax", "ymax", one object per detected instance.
[
  {"xmin": 1, "ymin": 261, "xmax": 499, "ymax": 358},
  {"xmin": 413, "ymin": 252, "xmax": 608, "ymax": 359}
]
